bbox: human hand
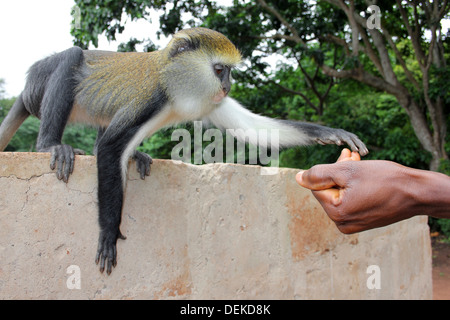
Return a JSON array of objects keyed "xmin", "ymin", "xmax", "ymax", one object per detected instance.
[
  {"xmin": 296, "ymin": 149, "xmax": 418, "ymax": 233},
  {"xmin": 335, "ymin": 148, "xmax": 361, "ymax": 162}
]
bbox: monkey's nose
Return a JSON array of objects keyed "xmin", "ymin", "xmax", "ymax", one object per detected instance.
[{"xmin": 222, "ymin": 83, "xmax": 230, "ymax": 96}]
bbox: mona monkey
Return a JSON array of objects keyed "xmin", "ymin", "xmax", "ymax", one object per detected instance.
[{"xmin": 0, "ymin": 28, "xmax": 368, "ymax": 274}]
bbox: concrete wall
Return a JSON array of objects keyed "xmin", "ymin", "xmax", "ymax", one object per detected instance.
[{"xmin": 0, "ymin": 152, "xmax": 432, "ymax": 299}]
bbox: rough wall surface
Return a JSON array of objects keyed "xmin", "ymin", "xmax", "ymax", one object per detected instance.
[{"xmin": 0, "ymin": 152, "xmax": 432, "ymax": 299}]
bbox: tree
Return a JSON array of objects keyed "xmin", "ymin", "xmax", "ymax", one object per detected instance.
[
  {"xmin": 222, "ymin": 0, "xmax": 449, "ymax": 171},
  {"xmin": 72, "ymin": 0, "xmax": 449, "ymax": 170},
  {"xmin": 258, "ymin": 0, "xmax": 449, "ymax": 171}
]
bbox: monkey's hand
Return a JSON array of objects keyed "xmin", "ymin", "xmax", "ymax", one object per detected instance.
[
  {"xmin": 44, "ymin": 144, "xmax": 86, "ymax": 182},
  {"xmin": 96, "ymin": 229, "xmax": 126, "ymax": 275},
  {"xmin": 314, "ymin": 128, "xmax": 369, "ymax": 156},
  {"xmin": 133, "ymin": 151, "xmax": 153, "ymax": 180}
]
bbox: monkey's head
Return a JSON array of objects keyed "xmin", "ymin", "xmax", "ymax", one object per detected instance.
[{"xmin": 161, "ymin": 28, "xmax": 242, "ymax": 116}]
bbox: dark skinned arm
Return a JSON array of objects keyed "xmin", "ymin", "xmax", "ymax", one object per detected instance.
[{"xmin": 296, "ymin": 149, "xmax": 450, "ymax": 234}]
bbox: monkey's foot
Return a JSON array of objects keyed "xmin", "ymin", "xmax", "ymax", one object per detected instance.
[
  {"xmin": 133, "ymin": 151, "xmax": 153, "ymax": 180},
  {"xmin": 41, "ymin": 144, "xmax": 86, "ymax": 182},
  {"xmin": 315, "ymin": 129, "xmax": 369, "ymax": 156},
  {"xmin": 96, "ymin": 229, "xmax": 126, "ymax": 275}
]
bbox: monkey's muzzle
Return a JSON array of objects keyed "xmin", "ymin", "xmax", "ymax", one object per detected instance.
[{"xmin": 212, "ymin": 87, "xmax": 229, "ymax": 104}]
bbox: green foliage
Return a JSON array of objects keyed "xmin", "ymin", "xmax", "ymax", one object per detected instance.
[
  {"xmin": 0, "ymin": 96, "xmax": 38, "ymax": 152},
  {"xmin": 5, "ymin": 117, "xmax": 40, "ymax": 152},
  {"xmin": 0, "ymin": 79, "xmax": 5, "ymax": 98},
  {"xmin": 429, "ymin": 64, "xmax": 450, "ymax": 105},
  {"xmin": 0, "ymin": 95, "xmax": 98, "ymax": 154},
  {"xmin": 72, "ymin": 0, "xmax": 222, "ymax": 48},
  {"xmin": 437, "ymin": 219, "xmax": 450, "ymax": 239},
  {"xmin": 438, "ymin": 159, "xmax": 450, "ymax": 176},
  {"xmin": 117, "ymin": 37, "xmax": 159, "ymax": 52},
  {"xmin": 138, "ymin": 127, "xmax": 181, "ymax": 160},
  {"xmin": 61, "ymin": 125, "xmax": 98, "ymax": 155},
  {"xmin": 334, "ymin": 86, "xmax": 431, "ymax": 169},
  {"xmin": 435, "ymin": 158, "xmax": 450, "ymax": 239},
  {"xmin": 430, "ymin": 216, "xmax": 450, "ymax": 241}
]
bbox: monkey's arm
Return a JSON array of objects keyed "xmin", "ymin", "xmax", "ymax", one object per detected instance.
[
  {"xmin": 94, "ymin": 127, "xmax": 152, "ymax": 180},
  {"xmin": 94, "ymin": 90, "xmax": 170, "ymax": 274},
  {"xmin": 95, "ymin": 120, "xmax": 134, "ymax": 274},
  {"xmin": 95, "ymin": 126, "xmax": 149, "ymax": 273},
  {"xmin": 206, "ymin": 97, "xmax": 368, "ymax": 155}
]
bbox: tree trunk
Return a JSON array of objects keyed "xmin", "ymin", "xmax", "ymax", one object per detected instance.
[{"xmin": 396, "ymin": 93, "xmax": 448, "ymax": 171}]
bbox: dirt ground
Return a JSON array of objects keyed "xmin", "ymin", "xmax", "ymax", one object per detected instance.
[{"xmin": 432, "ymin": 236, "xmax": 450, "ymax": 300}]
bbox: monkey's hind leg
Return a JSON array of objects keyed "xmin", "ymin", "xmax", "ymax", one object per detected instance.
[
  {"xmin": 0, "ymin": 94, "xmax": 30, "ymax": 151},
  {"xmin": 35, "ymin": 47, "xmax": 86, "ymax": 182}
]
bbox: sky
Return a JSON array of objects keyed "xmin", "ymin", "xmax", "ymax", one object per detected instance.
[{"xmin": 0, "ymin": 0, "xmax": 171, "ymax": 98}]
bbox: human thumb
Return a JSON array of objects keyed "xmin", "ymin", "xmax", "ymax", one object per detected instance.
[{"xmin": 296, "ymin": 166, "xmax": 338, "ymax": 191}]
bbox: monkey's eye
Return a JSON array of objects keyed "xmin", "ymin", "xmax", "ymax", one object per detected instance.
[{"xmin": 214, "ymin": 64, "xmax": 224, "ymax": 76}]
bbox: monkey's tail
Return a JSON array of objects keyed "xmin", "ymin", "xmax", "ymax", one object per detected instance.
[{"xmin": 0, "ymin": 94, "xmax": 30, "ymax": 151}]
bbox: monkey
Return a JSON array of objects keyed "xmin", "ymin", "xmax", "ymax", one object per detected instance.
[{"xmin": 0, "ymin": 27, "xmax": 368, "ymax": 275}]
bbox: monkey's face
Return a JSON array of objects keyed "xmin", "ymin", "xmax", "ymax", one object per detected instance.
[
  {"xmin": 161, "ymin": 28, "xmax": 242, "ymax": 117},
  {"xmin": 211, "ymin": 63, "xmax": 232, "ymax": 104}
]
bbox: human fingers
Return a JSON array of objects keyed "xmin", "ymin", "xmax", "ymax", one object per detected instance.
[
  {"xmin": 296, "ymin": 166, "xmax": 338, "ymax": 191},
  {"xmin": 336, "ymin": 148, "xmax": 361, "ymax": 162},
  {"xmin": 311, "ymin": 188, "xmax": 342, "ymax": 207}
]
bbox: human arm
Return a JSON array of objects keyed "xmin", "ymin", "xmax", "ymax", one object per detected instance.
[{"xmin": 296, "ymin": 149, "xmax": 450, "ymax": 234}]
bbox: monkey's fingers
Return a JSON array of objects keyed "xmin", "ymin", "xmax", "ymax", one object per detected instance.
[
  {"xmin": 323, "ymin": 129, "xmax": 369, "ymax": 156},
  {"xmin": 347, "ymin": 136, "xmax": 369, "ymax": 157},
  {"xmin": 47, "ymin": 144, "xmax": 76, "ymax": 182},
  {"xmin": 73, "ymin": 148, "xmax": 86, "ymax": 155},
  {"xmin": 96, "ymin": 230, "xmax": 126, "ymax": 275},
  {"xmin": 133, "ymin": 151, "xmax": 153, "ymax": 180},
  {"xmin": 96, "ymin": 240, "xmax": 115, "ymax": 274}
]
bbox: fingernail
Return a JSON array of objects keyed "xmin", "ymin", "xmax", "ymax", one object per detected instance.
[{"xmin": 296, "ymin": 171, "xmax": 304, "ymax": 184}]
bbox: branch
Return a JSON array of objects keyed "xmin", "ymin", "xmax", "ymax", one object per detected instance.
[
  {"xmin": 320, "ymin": 64, "xmax": 401, "ymax": 97},
  {"xmin": 297, "ymin": 59, "xmax": 325, "ymax": 103},
  {"xmin": 343, "ymin": 8, "xmax": 398, "ymax": 86},
  {"xmin": 380, "ymin": 24, "xmax": 421, "ymax": 91},
  {"xmin": 347, "ymin": 0, "xmax": 360, "ymax": 57},
  {"xmin": 322, "ymin": 0, "xmax": 360, "ymax": 56},
  {"xmin": 321, "ymin": 34, "xmax": 351, "ymax": 56},
  {"xmin": 396, "ymin": 0, "xmax": 426, "ymax": 67},
  {"xmin": 425, "ymin": 24, "xmax": 438, "ymax": 72},
  {"xmin": 320, "ymin": 64, "xmax": 357, "ymax": 79},
  {"xmin": 438, "ymin": 0, "xmax": 449, "ymax": 19},
  {"xmin": 356, "ymin": 24, "xmax": 384, "ymax": 77},
  {"xmin": 257, "ymin": 0, "xmax": 305, "ymax": 46},
  {"xmin": 325, "ymin": 1, "xmax": 400, "ymax": 87},
  {"xmin": 255, "ymin": 34, "xmax": 303, "ymax": 43},
  {"xmin": 324, "ymin": 0, "xmax": 346, "ymax": 9},
  {"xmin": 269, "ymin": 80, "xmax": 319, "ymax": 113}
]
